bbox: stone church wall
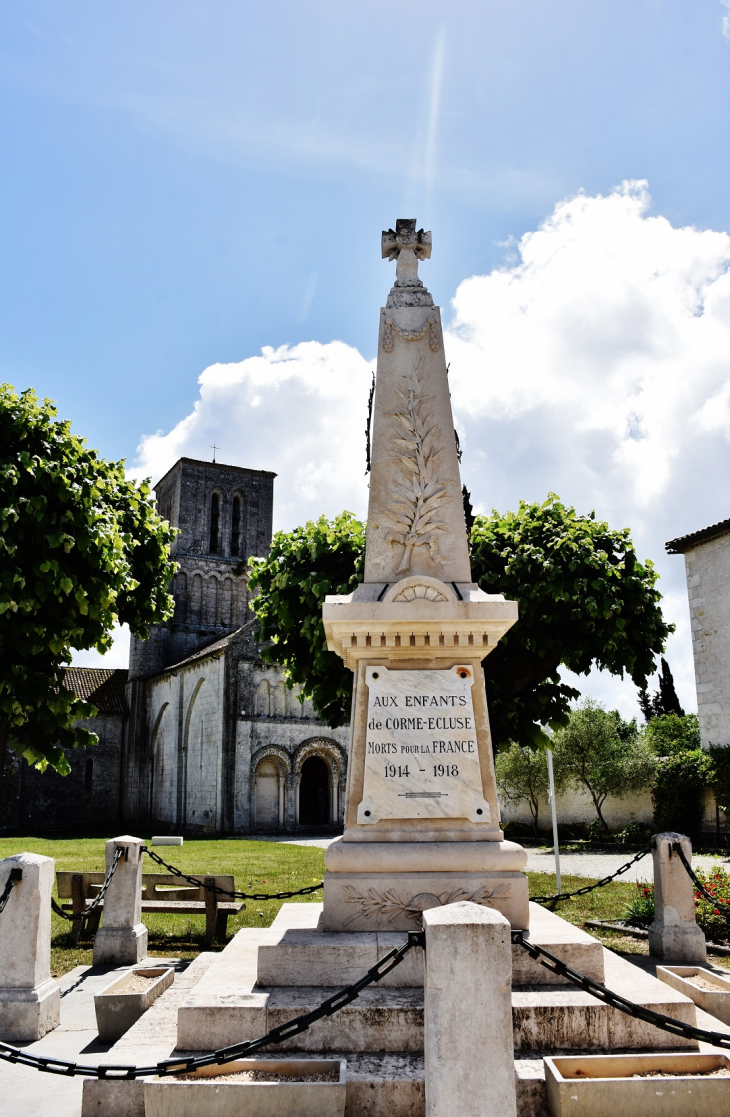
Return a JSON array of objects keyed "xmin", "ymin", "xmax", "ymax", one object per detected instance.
[
  {"xmin": 143, "ymin": 653, "xmax": 226, "ymax": 834},
  {"xmin": 0, "ymin": 714, "xmax": 124, "ymax": 834}
]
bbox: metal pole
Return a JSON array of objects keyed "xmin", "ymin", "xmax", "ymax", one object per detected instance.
[{"xmin": 546, "ymin": 748, "xmax": 561, "ymax": 896}]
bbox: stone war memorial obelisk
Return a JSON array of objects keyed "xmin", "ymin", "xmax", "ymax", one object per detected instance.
[{"xmin": 322, "ymin": 219, "xmax": 529, "ymax": 931}]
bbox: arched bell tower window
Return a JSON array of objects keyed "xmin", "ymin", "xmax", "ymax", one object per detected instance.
[
  {"xmin": 209, "ymin": 493, "xmax": 220, "ymax": 554},
  {"xmin": 231, "ymin": 495, "xmax": 241, "ymax": 558}
]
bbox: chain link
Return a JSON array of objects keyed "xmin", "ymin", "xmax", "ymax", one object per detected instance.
[
  {"xmin": 0, "ymin": 931, "xmax": 423, "ymax": 1078},
  {"xmin": 50, "ymin": 847, "xmax": 124, "ymax": 926},
  {"xmin": 532, "ymin": 846, "xmax": 651, "ymax": 905},
  {"xmin": 142, "ymin": 846, "xmax": 324, "ymax": 901},
  {"xmin": 0, "ymin": 868, "xmax": 22, "ymax": 915},
  {"xmin": 512, "ymin": 930, "xmax": 730, "ymax": 1048},
  {"xmin": 671, "ymin": 841, "xmax": 730, "ymax": 917}
]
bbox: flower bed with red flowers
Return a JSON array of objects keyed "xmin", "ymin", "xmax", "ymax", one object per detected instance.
[{"xmin": 624, "ymin": 866, "xmax": 730, "ymax": 942}]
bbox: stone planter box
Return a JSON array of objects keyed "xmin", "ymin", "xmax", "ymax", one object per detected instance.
[
  {"xmin": 657, "ymin": 965, "xmax": 730, "ymax": 1024},
  {"xmin": 143, "ymin": 1057, "xmax": 346, "ymax": 1117},
  {"xmin": 94, "ymin": 966, "xmax": 174, "ymax": 1042},
  {"xmin": 545, "ymin": 1052, "xmax": 730, "ymax": 1117}
]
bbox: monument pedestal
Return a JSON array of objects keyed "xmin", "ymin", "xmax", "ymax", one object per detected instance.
[
  {"xmin": 323, "ymin": 576, "xmax": 528, "ymax": 930},
  {"xmin": 323, "ymin": 839, "xmax": 529, "ymax": 931}
]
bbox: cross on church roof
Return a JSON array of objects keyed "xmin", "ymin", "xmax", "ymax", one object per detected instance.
[{"xmin": 211, "ymin": 443, "xmax": 218, "ymax": 463}]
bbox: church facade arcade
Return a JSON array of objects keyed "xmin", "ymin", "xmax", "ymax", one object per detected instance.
[{"xmin": 0, "ymin": 457, "xmax": 348, "ymax": 836}]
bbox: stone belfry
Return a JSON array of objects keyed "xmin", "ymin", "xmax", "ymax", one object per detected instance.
[{"xmin": 323, "ymin": 220, "xmax": 529, "ymax": 931}]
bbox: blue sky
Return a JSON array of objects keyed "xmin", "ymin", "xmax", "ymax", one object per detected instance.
[{"xmin": 3, "ymin": 2, "xmax": 730, "ymax": 714}]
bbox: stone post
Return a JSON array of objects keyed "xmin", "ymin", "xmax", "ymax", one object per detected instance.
[
  {"xmin": 648, "ymin": 832, "xmax": 707, "ymax": 963},
  {"xmin": 423, "ymin": 900, "xmax": 516, "ymax": 1117},
  {"xmin": 93, "ymin": 836, "xmax": 148, "ymax": 965},
  {"xmin": 0, "ymin": 853, "xmax": 60, "ymax": 1042}
]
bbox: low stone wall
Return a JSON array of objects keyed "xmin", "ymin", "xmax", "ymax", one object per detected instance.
[{"xmin": 498, "ymin": 785, "xmax": 653, "ymax": 833}]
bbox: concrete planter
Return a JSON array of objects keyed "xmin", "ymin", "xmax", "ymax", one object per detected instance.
[
  {"xmin": 94, "ymin": 966, "xmax": 174, "ymax": 1042},
  {"xmin": 545, "ymin": 1052, "xmax": 730, "ymax": 1117},
  {"xmin": 143, "ymin": 1057, "xmax": 346, "ymax": 1117},
  {"xmin": 657, "ymin": 965, "xmax": 730, "ymax": 1024}
]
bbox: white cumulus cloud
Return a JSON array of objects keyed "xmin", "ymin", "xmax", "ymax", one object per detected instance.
[{"xmin": 111, "ymin": 180, "xmax": 730, "ymax": 719}]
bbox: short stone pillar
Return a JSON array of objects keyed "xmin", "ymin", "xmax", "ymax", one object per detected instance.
[
  {"xmin": 648, "ymin": 832, "xmax": 707, "ymax": 963},
  {"xmin": 93, "ymin": 836, "xmax": 148, "ymax": 966},
  {"xmin": 0, "ymin": 853, "xmax": 60, "ymax": 1042},
  {"xmin": 423, "ymin": 900, "xmax": 516, "ymax": 1117}
]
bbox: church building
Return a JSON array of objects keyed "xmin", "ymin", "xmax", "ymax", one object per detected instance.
[{"xmin": 0, "ymin": 458, "xmax": 348, "ymax": 835}]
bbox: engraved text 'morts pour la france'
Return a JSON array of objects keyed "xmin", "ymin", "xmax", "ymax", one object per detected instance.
[{"xmin": 357, "ymin": 664, "xmax": 491, "ymax": 825}]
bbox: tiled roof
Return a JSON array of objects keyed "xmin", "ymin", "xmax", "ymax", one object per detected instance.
[
  {"xmin": 666, "ymin": 517, "xmax": 730, "ymax": 555},
  {"xmin": 62, "ymin": 668, "xmax": 128, "ymax": 714}
]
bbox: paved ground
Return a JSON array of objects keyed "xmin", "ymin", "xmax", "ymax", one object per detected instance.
[
  {"xmin": 525, "ymin": 847, "xmax": 727, "ymax": 883},
  {"xmin": 0, "ymin": 958, "xmax": 187, "ymax": 1117}
]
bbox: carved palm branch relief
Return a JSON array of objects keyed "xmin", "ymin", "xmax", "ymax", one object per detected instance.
[
  {"xmin": 342, "ymin": 883, "xmax": 511, "ymax": 926},
  {"xmin": 384, "ymin": 364, "xmax": 449, "ymax": 574}
]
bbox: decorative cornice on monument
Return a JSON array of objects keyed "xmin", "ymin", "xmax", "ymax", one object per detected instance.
[{"xmin": 323, "ymin": 578, "xmax": 518, "ymax": 669}]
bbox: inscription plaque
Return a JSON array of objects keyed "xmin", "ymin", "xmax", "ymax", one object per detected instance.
[{"xmin": 357, "ymin": 664, "xmax": 491, "ymax": 824}]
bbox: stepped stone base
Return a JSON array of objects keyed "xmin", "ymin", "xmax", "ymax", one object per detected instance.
[
  {"xmin": 256, "ymin": 902, "xmax": 604, "ymax": 987},
  {"xmin": 176, "ymin": 903, "xmax": 697, "ymax": 1054},
  {"xmin": 87, "ymin": 906, "xmax": 708, "ymax": 1117}
]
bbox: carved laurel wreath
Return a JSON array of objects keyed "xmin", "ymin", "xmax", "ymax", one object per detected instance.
[
  {"xmin": 342, "ymin": 883, "xmax": 511, "ymax": 926},
  {"xmin": 383, "ymin": 315, "xmax": 440, "ymax": 354},
  {"xmin": 383, "ymin": 365, "xmax": 448, "ymax": 575}
]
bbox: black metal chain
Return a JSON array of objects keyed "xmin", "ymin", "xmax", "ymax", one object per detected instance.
[
  {"xmin": 532, "ymin": 846, "xmax": 651, "ymax": 905},
  {"xmin": 671, "ymin": 841, "xmax": 730, "ymax": 917},
  {"xmin": 0, "ymin": 868, "xmax": 22, "ymax": 915},
  {"xmin": 512, "ymin": 930, "xmax": 730, "ymax": 1049},
  {"xmin": 142, "ymin": 846, "xmax": 324, "ymax": 901},
  {"xmin": 0, "ymin": 931, "xmax": 423, "ymax": 1078},
  {"xmin": 50, "ymin": 847, "xmax": 125, "ymax": 924}
]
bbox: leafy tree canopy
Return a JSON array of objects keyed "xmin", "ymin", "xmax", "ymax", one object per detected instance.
[
  {"xmin": 471, "ymin": 496, "xmax": 671, "ymax": 745},
  {"xmin": 0, "ymin": 385, "xmax": 177, "ymax": 774},
  {"xmin": 494, "ymin": 742, "xmax": 548, "ymax": 836},
  {"xmin": 248, "ymin": 495, "xmax": 671, "ymax": 747},
  {"xmin": 652, "ymin": 749, "xmax": 713, "ymax": 833},
  {"xmin": 248, "ymin": 512, "xmax": 365, "ymax": 727},
  {"xmin": 551, "ymin": 699, "xmax": 656, "ymax": 832},
  {"xmin": 645, "ymin": 713, "xmax": 700, "ymax": 756}
]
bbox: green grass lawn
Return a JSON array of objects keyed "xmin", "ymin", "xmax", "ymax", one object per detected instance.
[
  {"xmin": 3, "ymin": 835, "xmax": 725, "ymax": 976},
  {"xmin": 0, "ymin": 836, "xmax": 326, "ymax": 976}
]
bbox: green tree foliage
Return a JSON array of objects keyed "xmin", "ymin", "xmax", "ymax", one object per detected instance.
[
  {"xmin": 709, "ymin": 746, "xmax": 730, "ymax": 817},
  {"xmin": 551, "ymin": 700, "xmax": 656, "ymax": 832},
  {"xmin": 495, "ymin": 742, "xmax": 548, "ymax": 836},
  {"xmin": 0, "ymin": 385, "xmax": 177, "ymax": 774},
  {"xmin": 652, "ymin": 749, "xmax": 714, "ymax": 833},
  {"xmin": 248, "ymin": 512, "xmax": 365, "ymax": 727},
  {"xmin": 644, "ymin": 713, "xmax": 700, "ymax": 756},
  {"xmin": 248, "ymin": 496, "xmax": 671, "ymax": 745},
  {"xmin": 638, "ymin": 657, "xmax": 685, "ymax": 721},
  {"xmin": 470, "ymin": 496, "xmax": 671, "ymax": 746}
]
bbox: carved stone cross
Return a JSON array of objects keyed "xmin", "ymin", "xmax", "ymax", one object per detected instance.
[{"xmin": 382, "ymin": 218, "xmax": 432, "ymax": 289}]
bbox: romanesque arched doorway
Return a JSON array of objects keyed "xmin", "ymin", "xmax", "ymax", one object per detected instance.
[
  {"xmin": 254, "ymin": 759, "xmax": 283, "ymax": 831},
  {"xmin": 298, "ymin": 755, "xmax": 331, "ymax": 827}
]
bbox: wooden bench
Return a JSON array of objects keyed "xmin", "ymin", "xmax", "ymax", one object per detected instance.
[{"xmin": 56, "ymin": 872, "xmax": 245, "ymax": 947}]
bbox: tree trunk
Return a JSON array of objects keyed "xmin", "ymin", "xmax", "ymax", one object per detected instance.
[
  {"xmin": 0, "ymin": 722, "xmax": 8, "ymax": 818},
  {"xmin": 529, "ymin": 792, "xmax": 540, "ymax": 837}
]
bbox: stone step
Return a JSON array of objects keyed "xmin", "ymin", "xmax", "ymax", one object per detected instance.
[
  {"xmin": 256, "ymin": 900, "xmax": 605, "ymax": 987},
  {"xmin": 177, "ymin": 946, "xmax": 698, "ymax": 1054}
]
